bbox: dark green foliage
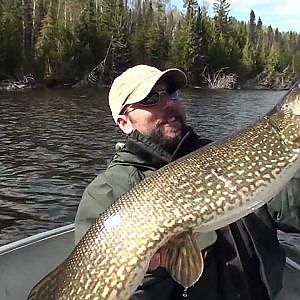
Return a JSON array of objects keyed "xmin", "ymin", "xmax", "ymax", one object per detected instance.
[
  {"xmin": 249, "ymin": 9, "xmax": 256, "ymax": 45},
  {"xmin": 293, "ymin": 51, "xmax": 300, "ymax": 73},
  {"xmin": 189, "ymin": 7, "xmax": 210, "ymax": 85},
  {"xmin": 0, "ymin": 0, "xmax": 300, "ymax": 84},
  {"xmin": 213, "ymin": 0, "xmax": 231, "ymax": 37},
  {"xmin": 72, "ymin": 0, "xmax": 110, "ymax": 79},
  {"xmin": 0, "ymin": 0, "xmax": 23, "ymax": 77}
]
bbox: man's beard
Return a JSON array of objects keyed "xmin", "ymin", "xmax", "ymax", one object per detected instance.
[
  {"xmin": 128, "ymin": 108, "xmax": 186, "ymax": 153},
  {"xmin": 148, "ymin": 111, "xmax": 186, "ymax": 153},
  {"xmin": 148, "ymin": 130, "xmax": 182, "ymax": 153}
]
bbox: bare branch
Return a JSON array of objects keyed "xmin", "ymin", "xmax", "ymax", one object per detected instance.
[{"xmin": 202, "ymin": 67, "xmax": 237, "ymax": 89}]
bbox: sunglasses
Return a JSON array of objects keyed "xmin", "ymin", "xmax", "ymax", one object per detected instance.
[{"xmin": 138, "ymin": 89, "xmax": 179, "ymax": 107}]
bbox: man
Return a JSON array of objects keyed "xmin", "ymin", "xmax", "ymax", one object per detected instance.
[{"xmin": 75, "ymin": 65, "xmax": 300, "ymax": 299}]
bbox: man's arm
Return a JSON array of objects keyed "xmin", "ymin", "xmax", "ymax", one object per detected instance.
[
  {"xmin": 267, "ymin": 170, "xmax": 300, "ymax": 232},
  {"xmin": 75, "ymin": 166, "xmax": 140, "ymax": 244},
  {"xmin": 75, "ymin": 174, "xmax": 119, "ymax": 244},
  {"xmin": 75, "ymin": 186, "xmax": 112, "ymax": 244}
]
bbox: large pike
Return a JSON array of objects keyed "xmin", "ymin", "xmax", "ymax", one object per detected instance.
[{"xmin": 28, "ymin": 82, "xmax": 300, "ymax": 300}]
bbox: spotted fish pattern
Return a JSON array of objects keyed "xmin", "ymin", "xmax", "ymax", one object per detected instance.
[{"xmin": 28, "ymin": 82, "xmax": 300, "ymax": 300}]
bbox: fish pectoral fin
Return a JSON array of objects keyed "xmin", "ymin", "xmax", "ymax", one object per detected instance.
[{"xmin": 164, "ymin": 231, "xmax": 204, "ymax": 288}]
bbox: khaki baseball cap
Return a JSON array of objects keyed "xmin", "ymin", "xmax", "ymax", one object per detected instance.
[{"xmin": 109, "ymin": 65, "xmax": 187, "ymax": 123}]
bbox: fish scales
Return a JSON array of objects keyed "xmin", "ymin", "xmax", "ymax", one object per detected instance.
[{"xmin": 28, "ymin": 83, "xmax": 300, "ymax": 300}]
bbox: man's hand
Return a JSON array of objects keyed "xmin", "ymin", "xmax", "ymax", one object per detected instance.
[
  {"xmin": 148, "ymin": 236, "xmax": 177, "ymax": 271},
  {"xmin": 148, "ymin": 251, "xmax": 162, "ymax": 271}
]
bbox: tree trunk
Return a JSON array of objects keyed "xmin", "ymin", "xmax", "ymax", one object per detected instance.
[
  {"xmin": 22, "ymin": 0, "xmax": 33, "ymax": 60},
  {"xmin": 31, "ymin": 0, "xmax": 37, "ymax": 47}
]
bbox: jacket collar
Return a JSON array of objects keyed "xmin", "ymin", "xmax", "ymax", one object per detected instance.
[{"xmin": 111, "ymin": 127, "xmax": 201, "ymax": 170}]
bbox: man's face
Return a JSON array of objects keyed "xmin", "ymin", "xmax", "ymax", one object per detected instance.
[{"xmin": 119, "ymin": 82, "xmax": 186, "ymax": 149}]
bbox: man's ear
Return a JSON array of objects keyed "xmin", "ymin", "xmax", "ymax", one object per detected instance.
[{"xmin": 117, "ymin": 115, "xmax": 134, "ymax": 135}]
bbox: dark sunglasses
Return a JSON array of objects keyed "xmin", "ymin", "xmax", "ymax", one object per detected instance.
[{"xmin": 138, "ymin": 89, "xmax": 179, "ymax": 107}]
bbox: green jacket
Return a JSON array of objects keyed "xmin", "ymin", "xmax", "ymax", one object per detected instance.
[
  {"xmin": 75, "ymin": 128, "xmax": 212, "ymax": 243},
  {"xmin": 75, "ymin": 128, "xmax": 300, "ymax": 300}
]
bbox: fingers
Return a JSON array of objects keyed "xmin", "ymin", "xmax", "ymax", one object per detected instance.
[{"xmin": 148, "ymin": 252, "xmax": 161, "ymax": 271}]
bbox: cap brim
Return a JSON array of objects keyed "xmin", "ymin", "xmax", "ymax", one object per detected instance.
[
  {"xmin": 124, "ymin": 68, "xmax": 187, "ymax": 107},
  {"xmin": 160, "ymin": 68, "xmax": 187, "ymax": 91}
]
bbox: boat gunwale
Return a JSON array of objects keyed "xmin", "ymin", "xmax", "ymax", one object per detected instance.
[
  {"xmin": 0, "ymin": 223, "xmax": 74, "ymax": 256},
  {"xmin": 0, "ymin": 223, "xmax": 299, "ymax": 272}
]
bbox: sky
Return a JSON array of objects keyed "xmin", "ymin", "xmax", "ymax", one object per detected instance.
[{"xmin": 170, "ymin": 0, "xmax": 300, "ymax": 33}]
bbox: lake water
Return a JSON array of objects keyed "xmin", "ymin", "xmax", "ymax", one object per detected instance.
[{"xmin": 0, "ymin": 87, "xmax": 293, "ymax": 246}]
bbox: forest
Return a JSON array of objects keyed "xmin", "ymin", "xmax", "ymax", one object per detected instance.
[{"xmin": 1, "ymin": 0, "xmax": 300, "ymax": 89}]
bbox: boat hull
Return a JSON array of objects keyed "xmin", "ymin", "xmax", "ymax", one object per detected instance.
[
  {"xmin": 0, "ymin": 224, "xmax": 74, "ymax": 300},
  {"xmin": 0, "ymin": 224, "xmax": 299, "ymax": 300}
]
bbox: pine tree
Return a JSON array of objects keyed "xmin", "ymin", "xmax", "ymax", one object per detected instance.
[
  {"xmin": 213, "ymin": 0, "xmax": 231, "ymax": 38},
  {"xmin": 208, "ymin": 0, "xmax": 233, "ymax": 71},
  {"xmin": 256, "ymin": 17, "xmax": 263, "ymax": 51},
  {"xmin": 0, "ymin": 0, "xmax": 23, "ymax": 76},
  {"xmin": 183, "ymin": 0, "xmax": 198, "ymax": 22},
  {"xmin": 110, "ymin": 0, "xmax": 131, "ymax": 79},
  {"xmin": 130, "ymin": 0, "xmax": 145, "ymax": 63},
  {"xmin": 255, "ymin": 16, "xmax": 264, "ymax": 72},
  {"xmin": 248, "ymin": 9, "xmax": 256, "ymax": 45},
  {"xmin": 148, "ymin": 1, "xmax": 170, "ymax": 68},
  {"xmin": 225, "ymin": 20, "xmax": 245, "ymax": 75},
  {"xmin": 266, "ymin": 25, "xmax": 274, "ymax": 48},
  {"xmin": 292, "ymin": 50, "xmax": 300, "ymax": 74},
  {"xmin": 265, "ymin": 45, "xmax": 280, "ymax": 73},
  {"xmin": 143, "ymin": 0, "xmax": 156, "ymax": 63},
  {"xmin": 131, "ymin": 0, "xmax": 170, "ymax": 68},
  {"xmin": 241, "ymin": 38, "xmax": 256, "ymax": 76},
  {"xmin": 35, "ymin": 2, "xmax": 58, "ymax": 77},
  {"xmin": 171, "ymin": 0, "xmax": 199, "ymax": 78},
  {"xmin": 189, "ymin": 6, "xmax": 211, "ymax": 85}
]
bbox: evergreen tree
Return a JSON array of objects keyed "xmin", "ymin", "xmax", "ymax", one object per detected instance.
[
  {"xmin": 189, "ymin": 6, "xmax": 211, "ymax": 85},
  {"xmin": 183, "ymin": 0, "xmax": 198, "ymax": 21},
  {"xmin": 213, "ymin": 0, "xmax": 231, "ymax": 37},
  {"xmin": 248, "ymin": 9, "xmax": 256, "ymax": 45},
  {"xmin": 35, "ymin": 2, "xmax": 59, "ymax": 77},
  {"xmin": 266, "ymin": 25, "xmax": 274, "ymax": 48},
  {"xmin": 256, "ymin": 17, "xmax": 263, "ymax": 51},
  {"xmin": 241, "ymin": 38, "xmax": 256, "ymax": 76},
  {"xmin": 141, "ymin": 0, "xmax": 169, "ymax": 67},
  {"xmin": 149, "ymin": 1, "xmax": 170, "ymax": 68},
  {"xmin": 130, "ymin": 0, "xmax": 145, "ymax": 63},
  {"xmin": 226, "ymin": 28, "xmax": 245, "ymax": 75},
  {"xmin": 171, "ymin": 0, "xmax": 198, "ymax": 77},
  {"xmin": 143, "ymin": 0, "xmax": 156, "ymax": 63},
  {"xmin": 110, "ymin": 0, "xmax": 131, "ymax": 79},
  {"xmin": 0, "ymin": 0, "xmax": 23, "ymax": 76},
  {"xmin": 70, "ymin": 0, "xmax": 109, "ymax": 80},
  {"xmin": 171, "ymin": 20, "xmax": 189, "ymax": 71},
  {"xmin": 293, "ymin": 50, "xmax": 300, "ymax": 74},
  {"xmin": 265, "ymin": 45, "xmax": 280, "ymax": 73},
  {"xmin": 255, "ymin": 17, "xmax": 264, "ymax": 73},
  {"xmin": 209, "ymin": 0, "xmax": 234, "ymax": 71}
]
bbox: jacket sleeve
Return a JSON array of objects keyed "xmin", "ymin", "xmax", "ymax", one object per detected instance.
[
  {"xmin": 74, "ymin": 165, "xmax": 141, "ymax": 244},
  {"xmin": 267, "ymin": 170, "xmax": 300, "ymax": 232}
]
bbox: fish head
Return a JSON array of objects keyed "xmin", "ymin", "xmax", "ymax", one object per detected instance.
[{"xmin": 268, "ymin": 81, "xmax": 300, "ymax": 150}]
